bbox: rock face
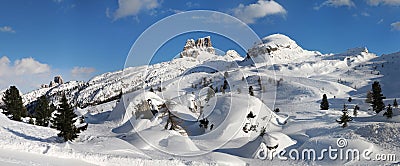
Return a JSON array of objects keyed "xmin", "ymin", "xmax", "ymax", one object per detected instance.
[
  {"xmin": 48, "ymin": 75, "xmax": 64, "ymax": 87},
  {"xmin": 54, "ymin": 75, "xmax": 63, "ymax": 84},
  {"xmin": 180, "ymin": 36, "xmax": 215, "ymax": 58}
]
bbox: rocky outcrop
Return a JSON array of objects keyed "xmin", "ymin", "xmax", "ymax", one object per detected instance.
[
  {"xmin": 180, "ymin": 36, "xmax": 215, "ymax": 58},
  {"xmin": 54, "ymin": 75, "xmax": 63, "ymax": 84},
  {"xmin": 46, "ymin": 75, "xmax": 64, "ymax": 88}
]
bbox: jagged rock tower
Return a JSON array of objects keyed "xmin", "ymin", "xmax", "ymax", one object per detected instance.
[{"xmin": 180, "ymin": 36, "xmax": 215, "ymax": 58}]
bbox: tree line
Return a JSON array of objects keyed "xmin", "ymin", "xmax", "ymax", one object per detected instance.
[{"xmin": 1, "ymin": 86, "xmax": 87, "ymax": 142}]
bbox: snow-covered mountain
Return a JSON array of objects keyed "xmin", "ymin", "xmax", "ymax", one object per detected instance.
[{"xmin": 2, "ymin": 34, "xmax": 400, "ymax": 165}]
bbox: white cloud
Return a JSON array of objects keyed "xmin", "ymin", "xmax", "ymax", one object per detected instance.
[
  {"xmin": 0, "ymin": 56, "xmax": 52, "ymax": 93},
  {"xmin": 391, "ymin": 21, "xmax": 400, "ymax": 31},
  {"xmin": 0, "ymin": 26, "xmax": 16, "ymax": 33},
  {"xmin": 186, "ymin": 2, "xmax": 199, "ymax": 8},
  {"xmin": 111, "ymin": 0, "xmax": 161, "ymax": 20},
  {"xmin": 377, "ymin": 18, "xmax": 384, "ymax": 24},
  {"xmin": 314, "ymin": 0, "xmax": 355, "ymax": 10},
  {"xmin": 232, "ymin": 0, "xmax": 287, "ymax": 24},
  {"xmin": 366, "ymin": 0, "xmax": 400, "ymax": 6},
  {"xmin": 71, "ymin": 66, "xmax": 95, "ymax": 78},
  {"xmin": 361, "ymin": 12, "xmax": 370, "ymax": 16},
  {"xmin": 14, "ymin": 57, "xmax": 51, "ymax": 75}
]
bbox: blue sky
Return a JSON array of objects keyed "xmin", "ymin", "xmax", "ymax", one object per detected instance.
[{"xmin": 0, "ymin": 0, "xmax": 399, "ymax": 92}]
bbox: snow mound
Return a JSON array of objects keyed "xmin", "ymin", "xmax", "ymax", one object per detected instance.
[
  {"xmin": 261, "ymin": 34, "xmax": 298, "ymax": 49},
  {"xmin": 107, "ymin": 91, "xmax": 164, "ymax": 125}
]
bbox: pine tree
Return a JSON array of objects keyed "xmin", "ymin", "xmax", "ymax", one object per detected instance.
[
  {"xmin": 51, "ymin": 94, "xmax": 87, "ymax": 142},
  {"xmin": 393, "ymin": 99, "xmax": 398, "ymax": 108},
  {"xmin": 205, "ymin": 86, "xmax": 215, "ymax": 102},
  {"xmin": 383, "ymin": 104, "xmax": 393, "ymax": 119},
  {"xmin": 249, "ymin": 86, "xmax": 254, "ymax": 96},
  {"xmin": 224, "ymin": 71, "xmax": 229, "ymax": 78},
  {"xmin": 371, "ymin": 81, "xmax": 385, "ymax": 114},
  {"xmin": 353, "ymin": 105, "xmax": 359, "ymax": 117},
  {"xmin": 337, "ymin": 104, "xmax": 352, "ymax": 128},
  {"xmin": 34, "ymin": 96, "xmax": 55, "ymax": 127},
  {"xmin": 320, "ymin": 94, "xmax": 329, "ymax": 110},
  {"xmin": 348, "ymin": 97, "xmax": 352, "ymax": 102},
  {"xmin": 223, "ymin": 79, "xmax": 228, "ymax": 90},
  {"xmin": 2, "ymin": 86, "xmax": 27, "ymax": 121},
  {"xmin": 365, "ymin": 90, "xmax": 373, "ymax": 103},
  {"xmin": 149, "ymin": 87, "xmax": 154, "ymax": 93}
]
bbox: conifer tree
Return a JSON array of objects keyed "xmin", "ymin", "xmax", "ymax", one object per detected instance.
[
  {"xmin": 2, "ymin": 86, "xmax": 27, "ymax": 121},
  {"xmin": 393, "ymin": 99, "xmax": 398, "ymax": 108},
  {"xmin": 51, "ymin": 94, "xmax": 87, "ymax": 142},
  {"xmin": 383, "ymin": 104, "xmax": 393, "ymax": 119},
  {"xmin": 224, "ymin": 71, "xmax": 229, "ymax": 78},
  {"xmin": 320, "ymin": 94, "xmax": 329, "ymax": 110},
  {"xmin": 223, "ymin": 79, "xmax": 228, "ymax": 90},
  {"xmin": 353, "ymin": 105, "xmax": 359, "ymax": 117},
  {"xmin": 371, "ymin": 81, "xmax": 385, "ymax": 114},
  {"xmin": 249, "ymin": 86, "xmax": 254, "ymax": 96},
  {"xmin": 206, "ymin": 86, "xmax": 215, "ymax": 102},
  {"xmin": 337, "ymin": 104, "xmax": 352, "ymax": 128},
  {"xmin": 35, "ymin": 96, "xmax": 55, "ymax": 127}
]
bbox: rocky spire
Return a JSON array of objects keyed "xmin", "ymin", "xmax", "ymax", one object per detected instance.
[{"xmin": 180, "ymin": 36, "xmax": 215, "ymax": 58}]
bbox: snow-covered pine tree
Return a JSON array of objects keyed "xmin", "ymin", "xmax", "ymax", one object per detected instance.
[
  {"xmin": 371, "ymin": 81, "xmax": 385, "ymax": 114},
  {"xmin": 337, "ymin": 104, "xmax": 352, "ymax": 128},
  {"xmin": 320, "ymin": 94, "xmax": 329, "ymax": 110},
  {"xmin": 383, "ymin": 104, "xmax": 393, "ymax": 119},
  {"xmin": 35, "ymin": 95, "xmax": 55, "ymax": 127},
  {"xmin": 2, "ymin": 86, "xmax": 27, "ymax": 121},
  {"xmin": 51, "ymin": 94, "xmax": 87, "ymax": 142},
  {"xmin": 393, "ymin": 99, "xmax": 398, "ymax": 108}
]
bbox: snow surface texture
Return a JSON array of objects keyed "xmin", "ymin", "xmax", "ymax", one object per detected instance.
[{"xmin": 1, "ymin": 34, "xmax": 400, "ymax": 165}]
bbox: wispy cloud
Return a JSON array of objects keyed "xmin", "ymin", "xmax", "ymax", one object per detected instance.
[
  {"xmin": 0, "ymin": 26, "xmax": 16, "ymax": 33},
  {"xmin": 71, "ymin": 66, "xmax": 95, "ymax": 78},
  {"xmin": 366, "ymin": 0, "xmax": 400, "ymax": 6},
  {"xmin": 108, "ymin": 0, "xmax": 161, "ymax": 20},
  {"xmin": 391, "ymin": 21, "xmax": 400, "ymax": 31},
  {"xmin": 377, "ymin": 18, "xmax": 384, "ymax": 24},
  {"xmin": 232, "ymin": 0, "xmax": 287, "ymax": 24},
  {"xmin": 314, "ymin": 0, "xmax": 355, "ymax": 10},
  {"xmin": 361, "ymin": 12, "xmax": 370, "ymax": 16}
]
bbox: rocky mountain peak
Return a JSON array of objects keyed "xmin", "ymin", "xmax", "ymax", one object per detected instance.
[
  {"xmin": 180, "ymin": 36, "xmax": 215, "ymax": 58},
  {"xmin": 42, "ymin": 75, "xmax": 64, "ymax": 88}
]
